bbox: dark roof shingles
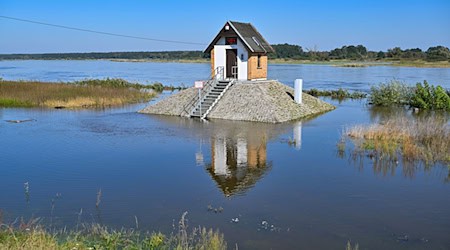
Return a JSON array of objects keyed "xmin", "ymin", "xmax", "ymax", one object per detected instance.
[{"xmin": 229, "ymin": 21, "xmax": 274, "ymax": 53}]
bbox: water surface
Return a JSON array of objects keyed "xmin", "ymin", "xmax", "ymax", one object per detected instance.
[
  {"xmin": 1, "ymin": 99, "xmax": 448, "ymax": 249},
  {"xmin": 0, "ymin": 60, "xmax": 449, "ymax": 249},
  {"xmin": 1, "ymin": 60, "xmax": 449, "ymax": 91}
]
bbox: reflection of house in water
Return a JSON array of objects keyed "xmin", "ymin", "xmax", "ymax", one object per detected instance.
[
  {"xmin": 206, "ymin": 133, "xmax": 271, "ymax": 196},
  {"xmin": 145, "ymin": 115, "xmax": 304, "ymax": 195}
]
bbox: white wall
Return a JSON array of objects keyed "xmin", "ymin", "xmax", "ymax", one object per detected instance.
[
  {"xmin": 213, "ymin": 38, "xmax": 248, "ymax": 80},
  {"xmin": 213, "ymin": 137, "xmax": 229, "ymax": 176},
  {"xmin": 236, "ymin": 138, "xmax": 247, "ymax": 167}
]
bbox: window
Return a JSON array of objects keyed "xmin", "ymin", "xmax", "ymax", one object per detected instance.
[
  {"xmin": 225, "ymin": 37, "xmax": 237, "ymax": 45},
  {"xmin": 257, "ymin": 54, "xmax": 261, "ymax": 68}
]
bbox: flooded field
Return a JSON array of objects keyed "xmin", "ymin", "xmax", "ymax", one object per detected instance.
[
  {"xmin": 0, "ymin": 61, "xmax": 449, "ymax": 249},
  {"xmin": 1, "ymin": 98, "xmax": 449, "ymax": 249}
]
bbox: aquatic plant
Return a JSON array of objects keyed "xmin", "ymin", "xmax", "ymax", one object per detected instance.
[
  {"xmin": 410, "ymin": 81, "xmax": 450, "ymax": 110},
  {"xmin": 23, "ymin": 182, "xmax": 30, "ymax": 203},
  {"xmin": 369, "ymin": 80, "xmax": 450, "ymax": 110},
  {"xmin": 304, "ymin": 88, "xmax": 367, "ymax": 100},
  {"xmin": 368, "ymin": 80, "xmax": 411, "ymax": 106},
  {"xmin": 346, "ymin": 240, "xmax": 359, "ymax": 250},
  {"xmin": 96, "ymin": 189, "xmax": 102, "ymax": 208},
  {"xmin": 343, "ymin": 115, "xmax": 450, "ymax": 167}
]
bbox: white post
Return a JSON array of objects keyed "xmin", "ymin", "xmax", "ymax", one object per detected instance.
[
  {"xmin": 293, "ymin": 121, "xmax": 302, "ymax": 150},
  {"xmin": 294, "ymin": 79, "xmax": 303, "ymax": 104}
]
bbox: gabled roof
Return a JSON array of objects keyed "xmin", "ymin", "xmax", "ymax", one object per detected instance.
[{"xmin": 204, "ymin": 21, "xmax": 275, "ymax": 54}]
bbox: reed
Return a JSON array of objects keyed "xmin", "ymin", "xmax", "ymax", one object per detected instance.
[
  {"xmin": 0, "ymin": 79, "xmax": 157, "ymax": 108},
  {"xmin": 345, "ymin": 116, "xmax": 449, "ymax": 165}
]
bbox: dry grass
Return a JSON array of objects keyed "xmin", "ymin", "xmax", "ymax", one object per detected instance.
[
  {"xmin": 0, "ymin": 80, "xmax": 155, "ymax": 108},
  {"xmin": 345, "ymin": 116, "xmax": 449, "ymax": 165}
]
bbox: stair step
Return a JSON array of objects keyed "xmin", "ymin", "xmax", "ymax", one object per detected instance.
[
  {"xmin": 194, "ymin": 107, "xmax": 210, "ymax": 111},
  {"xmin": 188, "ymin": 80, "xmax": 234, "ymax": 119}
]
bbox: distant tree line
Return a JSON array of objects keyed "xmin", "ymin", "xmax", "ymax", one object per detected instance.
[
  {"xmin": 268, "ymin": 44, "xmax": 450, "ymax": 62},
  {"xmin": 0, "ymin": 44, "xmax": 449, "ymax": 62},
  {"xmin": 0, "ymin": 51, "xmax": 207, "ymax": 60}
]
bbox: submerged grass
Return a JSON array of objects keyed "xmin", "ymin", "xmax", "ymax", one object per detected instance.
[
  {"xmin": 0, "ymin": 79, "xmax": 160, "ymax": 108},
  {"xmin": 0, "ymin": 212, "xmax": 226, "ymax": 250},
  {"xmin": 304, "ymin": 88, "xmax": 367, "ymax": 100},
  {"xmin": 344, "ymin": 116, "xmax": 449, "ymax": 165}
]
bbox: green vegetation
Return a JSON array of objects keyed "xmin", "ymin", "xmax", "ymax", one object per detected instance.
[
  {"xmin": 368, "ymin": 81, "xmax": 411, "ymax": 106},
  {"xmin": 0, "ymin": 51, "xmax": 207, "ymax": 61},
  {"xmin": 369, "ymin": 80, "xmax": 450, "ymax": 111},
  {"xmin": 0, "ymin": 78, "xmax": 164, "ymax": 108},
  {"xmin": 268, "ymin": 44, "xmax": 450, "ymax": 64},
  {"xmin": 305, "ymin": 88, "xmax": 367, "ymax": 100},
  {"xmin": 0, "ymin": 212, "xmax": 226, "ymax": 250},
  {"xmin": 72, "ymin": 78, "xmax": 172, "ymax": 92},
  {"xmin": 344, "ymin": 116, "xmax": 449, "ymax": 165},
  {"xmin": 1, "ymin": 44, "xmax": 449, "ymax": 67},
  {"xmin": 410, "ymin": 81, "xmax": 450, "ymax": 110}
]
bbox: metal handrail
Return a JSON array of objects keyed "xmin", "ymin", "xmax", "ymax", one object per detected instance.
[
  {"xmin": 200, "ymin": 79, "xmax": 236, "ymax": 119},
  {"xmin": 182, "ymin": 66, "xmax": 224, "ymax": 117}
]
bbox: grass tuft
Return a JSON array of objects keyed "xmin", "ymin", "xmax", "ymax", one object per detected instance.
[
  {"xmin": 344, "ymin": 116, "xmax": 449, "ymax": 166},
  {"xmin": 304, "ymin": 88, "xmax": 367, "ymax": 100},
  {"xmin": 0, "ymin": 213, "xmax": 227, "ymax": 250}
]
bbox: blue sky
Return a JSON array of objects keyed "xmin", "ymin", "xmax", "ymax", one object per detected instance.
[{"xmin": 0, "ymin": 0, "xmax": 449, "ymax": 53}]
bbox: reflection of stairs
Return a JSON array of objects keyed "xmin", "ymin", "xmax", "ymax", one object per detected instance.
[{"xmin": 191, "ymin": 80, "xmax": 235, "ymax": 119}]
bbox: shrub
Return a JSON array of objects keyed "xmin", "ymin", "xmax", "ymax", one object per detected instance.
[
  {"xmin": 410, "ymin": 81, "xmax": 450, "ymax": 110},
  {"xmin": 368, "ymin": 80, "xmax": 411, "ymax": 106}
]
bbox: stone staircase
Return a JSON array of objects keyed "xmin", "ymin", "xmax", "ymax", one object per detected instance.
[{"xmin": 190, "ymin": 79, "xmax": 235, "ymax": 119}]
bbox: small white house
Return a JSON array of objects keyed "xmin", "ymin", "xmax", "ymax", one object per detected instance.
[{"xmin": 204, "ymin": 21, "xmax": 274, "ymax": 81}]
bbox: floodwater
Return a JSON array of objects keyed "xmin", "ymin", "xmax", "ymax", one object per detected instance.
[
  {"xmin": 0, "ymin": 61, "xmax": 449, "ymax": 249},
  {"xmin": 1, "ymin": 60, "xmax": 450, "ymax": 91}
]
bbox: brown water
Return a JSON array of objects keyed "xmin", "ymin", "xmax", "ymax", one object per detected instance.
[{"xmin": 0, "ymin": 98, "xmax": 448, "ymax": 249}]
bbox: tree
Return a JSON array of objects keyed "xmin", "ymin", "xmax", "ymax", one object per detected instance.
[
  {"xmin": 426, "ymin": 46, "xmax": 450, "ymax": 61},
  {"xmin": 376, "ymin": 51, "xmax": 385, "ymax": 59},
  {"xmin": 269, "ymin": 43, "xmax": 304, "ymax": 59},
  {"xmin": 329, "ymin": 45, "xmax": 367, "ymax": 60},
  {"xmin": 402, "ymin": 48, "xmax": 425, "ymax": 60},
  {"xmin": 386, "ymin": 47, "xmax": 403, "ymax": 58}
]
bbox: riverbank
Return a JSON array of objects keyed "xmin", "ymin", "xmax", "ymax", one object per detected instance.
[
  {"xmin": 0, "ymin": 214, "xmax": 226, "ymax": 250},
  {"xmin": 108, "ymin": 58, "xmax": 450, "ymax": 68},
  {"xmin": 3, "ymin": 58, "xmax": 448, "ymax": 68},
  {"xmin": 0, "ymin": 79, "xmax": 159, "ymax": 108},
  {"xmin": 269, "ymin": 59, "xmax": 450, "ymax": 68}
]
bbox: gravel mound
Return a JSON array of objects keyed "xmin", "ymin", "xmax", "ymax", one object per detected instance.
[{"xmin": 139, "ymin": 80, "xmax": 335, "ymax": 123}]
